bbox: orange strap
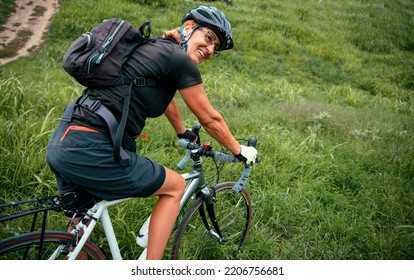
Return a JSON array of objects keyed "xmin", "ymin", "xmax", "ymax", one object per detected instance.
[{"xmin": 134, "ymin": 133, "xmax": 148, "ymax": 140}]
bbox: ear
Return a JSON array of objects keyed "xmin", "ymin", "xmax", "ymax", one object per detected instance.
[{"xmin": 181, "ymin": 20, "xmax": 197, "ymax": 36}]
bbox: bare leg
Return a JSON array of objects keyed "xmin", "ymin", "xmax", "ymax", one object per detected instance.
[{"xmin": 146, "ymin": 167, "xmax": 185, "ymax": 259}]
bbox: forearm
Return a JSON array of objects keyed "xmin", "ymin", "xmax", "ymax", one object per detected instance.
[
  {"xmin": 164, "ymin": 99, "xmax": 186, "ymax": 134},
  {"xmin": 178, "ymin": 84, "xmax": 241, "ymax": 154},
  {"xmin": 199, "ymin": 113, "xmax": 241, "ymax": 155}
]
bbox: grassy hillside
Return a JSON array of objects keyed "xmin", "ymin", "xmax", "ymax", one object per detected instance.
[{"xmin": 0, "ymin": 0, "xmax": 413, "ymax": 259}]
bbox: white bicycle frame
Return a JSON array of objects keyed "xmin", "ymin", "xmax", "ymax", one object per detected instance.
[
  {"xmin": 64, "ymin": 169, "xmax": 203, "ymax": 260},
  {"xmin": 61, "ymin": 135, "xmax": 254, "ymax": 260}
]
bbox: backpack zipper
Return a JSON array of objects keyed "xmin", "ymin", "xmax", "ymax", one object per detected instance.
[
  {"xmin": 85, "ymin": 20, "xmax": 126, "ymax": 74},
  {"xmin": 96, "ymin": 20, "xmax": 126, "ymax": 64}
]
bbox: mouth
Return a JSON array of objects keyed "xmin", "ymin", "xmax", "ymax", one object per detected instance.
[{"xmin": 197, "ymin": 49, "xmax": 205, "ymax": 59}]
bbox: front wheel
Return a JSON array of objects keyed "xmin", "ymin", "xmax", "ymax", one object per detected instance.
[
  {"xmin": 171, "ymin": 182, "xmax": 253, "ymax": 259},
  {"xmin": 0, "ymin": 231, "xmax": 105, "ymax": 260}
]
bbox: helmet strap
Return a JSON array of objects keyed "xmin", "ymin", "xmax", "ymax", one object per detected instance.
[{"xmin": 180, "ymin": 24, "xmax": 200, "ymax": 52}]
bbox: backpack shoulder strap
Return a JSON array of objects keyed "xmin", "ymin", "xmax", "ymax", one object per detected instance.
[{"xmin": 61, "ymin": 76, "xmax": 160, "ymax": 165}]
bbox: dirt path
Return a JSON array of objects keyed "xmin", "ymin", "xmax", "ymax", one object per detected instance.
[{"xmin": 0, "ymin": 0, "xmax": 59, "ymax": 66}]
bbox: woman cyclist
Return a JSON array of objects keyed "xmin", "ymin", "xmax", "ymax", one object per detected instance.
[{"xmin": 46, "ymin": 5, "xmax": 257, "ymax": 260}]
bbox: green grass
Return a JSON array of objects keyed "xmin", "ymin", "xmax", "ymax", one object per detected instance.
[{"xmin": 0, "ymin": 0, "xmax": 413, "ymax": 260}]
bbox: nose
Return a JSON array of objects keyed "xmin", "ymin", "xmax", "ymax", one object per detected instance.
[{"xmin": 206, "ymin": 44, "xmax": 215, "ymax": 56}]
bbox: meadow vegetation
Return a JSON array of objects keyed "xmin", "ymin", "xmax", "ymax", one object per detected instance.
[{"xmin": 0, "ymin": 0, "xmax": 413, "ymax": 259}]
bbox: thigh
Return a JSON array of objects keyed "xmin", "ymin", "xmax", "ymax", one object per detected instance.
[{"xmin": 151, "ymin": 167, "xmax": 185, "ymax": 198}]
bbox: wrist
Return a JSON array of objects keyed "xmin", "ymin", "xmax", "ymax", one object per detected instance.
[
  {"xmin": 177, "ymin": 129, "xmax": 187, "ymax": 135},
  {"xmin": 233, "ymin": 145, "xmax": 242, "ymax": 156}
]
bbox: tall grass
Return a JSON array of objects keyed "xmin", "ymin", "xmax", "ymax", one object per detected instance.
[{"xmin": 0, "ymin": 0, "xmax": 413, "ymax": 259}]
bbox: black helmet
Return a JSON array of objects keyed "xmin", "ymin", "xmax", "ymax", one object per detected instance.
[{"xmin": 182, "ymin": 6, "xmax": 233, "ymax": 51}]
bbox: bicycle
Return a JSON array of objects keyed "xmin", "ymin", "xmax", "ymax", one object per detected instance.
[{"xmin": 0, "ymin": 124, "xmax": 258, "ymax": 260}]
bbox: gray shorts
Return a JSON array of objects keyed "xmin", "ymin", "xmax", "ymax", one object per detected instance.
[{"xmin": 46, "ymin": 121, "xmax": 166, "ymax": 206}]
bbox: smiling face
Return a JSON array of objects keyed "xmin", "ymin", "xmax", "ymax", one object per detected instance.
[{"xmin": 182, "ymin": 21, "xmax": 221, "ymax": 64}]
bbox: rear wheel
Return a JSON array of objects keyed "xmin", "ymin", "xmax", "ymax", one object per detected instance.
[
  {"xmin": 0, "ymin": 231, "xmax": 105, "ymax": 260},
  {"xmin": 171, "ymin": 182, "xmax": 253, "ymax": 259}
]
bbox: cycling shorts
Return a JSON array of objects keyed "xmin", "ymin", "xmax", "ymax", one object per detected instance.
[{"xmin": 46, "ymin": 121, "xmax": 166, "ymax": 216}]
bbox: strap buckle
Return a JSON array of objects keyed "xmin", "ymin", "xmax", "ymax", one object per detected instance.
[
  {"xmin": 77, "ymin": 95, "xmax": 101, "ymax": 112},
  {"xmin": 134, "ymin": 77, "xmax": 146, "ymax": 87},
  {"xmin": 133, "ymin": 77, "xmax": 158, "ymax": 87}
]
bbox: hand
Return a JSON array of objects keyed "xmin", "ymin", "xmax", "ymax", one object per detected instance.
[
  {"xmin": 177, "ymin": 129, "xmax": 197, "ymax": 142},
  {"xmin": 235, "ymin": 145, "xmax": 257, "ymax": 165}
]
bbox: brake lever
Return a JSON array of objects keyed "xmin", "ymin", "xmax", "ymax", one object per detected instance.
[{"xmin": 192, "ymin": 124, "xmax": 201, "ymax": 145}]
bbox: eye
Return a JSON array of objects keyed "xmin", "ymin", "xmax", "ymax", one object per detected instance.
[
  {"xmin": 198, "ymin": 27, "xmax": 220, "ymax": 53},
  {"xmin": 205, "ymin": 34, "xmax": 214, "ymax": 44}
]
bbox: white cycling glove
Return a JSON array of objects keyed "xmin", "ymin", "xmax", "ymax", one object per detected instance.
[{"xmin": 235, "ymin": 145, "xmax": 257, "ymax": 165}]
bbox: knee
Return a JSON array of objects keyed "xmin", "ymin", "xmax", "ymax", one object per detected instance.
[
  {"xmin": 155, "ymin": 168, "xmax": 185, "ymax": 199},
  {"xmin": 171, "ymin": 173, "xmax": 185, "ymax": 198}
]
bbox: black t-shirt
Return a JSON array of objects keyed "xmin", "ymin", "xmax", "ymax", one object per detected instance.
[{"xmin": 73, "ymin": 37, "xmax": 202, "ymax": 137}]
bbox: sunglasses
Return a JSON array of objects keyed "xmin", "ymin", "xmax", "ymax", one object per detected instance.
[{"xmin": 198, "ymin": 27, "xmax": 221, "ymax": 54}]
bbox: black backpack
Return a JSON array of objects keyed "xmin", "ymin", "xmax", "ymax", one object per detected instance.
[
  {"xmin": 62, "ymin": 18, "xmax": 158, "ymax": 165},
  {"xmin": 62, "ymin": 18, "xmax": 151, "ymax": 88}
]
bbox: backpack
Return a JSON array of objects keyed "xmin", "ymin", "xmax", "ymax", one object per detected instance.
[
  {"xmin": 62, "ymin": 18, "xmax": 151, "ymax": 88},
  {"xmin": 61, "ymin": 18, "xmax": 159, "ymax": 166}
]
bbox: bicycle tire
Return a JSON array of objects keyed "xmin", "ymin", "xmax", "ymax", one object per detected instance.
[
  {"xmin": 0, "ymin": 231, "xmax": 105, "ymax": 260},
  {"xmin": 171, "ymin": 182, "xmax": 253, "ymax": 260}
]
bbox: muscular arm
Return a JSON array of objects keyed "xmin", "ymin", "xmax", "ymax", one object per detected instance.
[
  {"xmin": 178, "ymin": 84, "xmax": 241, "ymax": 155},
  {"xmin": 164, "ymin": 98, "xmax": 186, "ymax": 135}
]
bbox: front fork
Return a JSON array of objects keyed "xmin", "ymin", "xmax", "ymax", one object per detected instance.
[{"xmin": 198, "ymin": 186, "xmax": 226, "ymax": 242}]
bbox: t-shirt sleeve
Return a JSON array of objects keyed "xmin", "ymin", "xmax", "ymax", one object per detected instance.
[{"xmin": 169, "ymin": 47, "xmax": 202, "ymax": 90}]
